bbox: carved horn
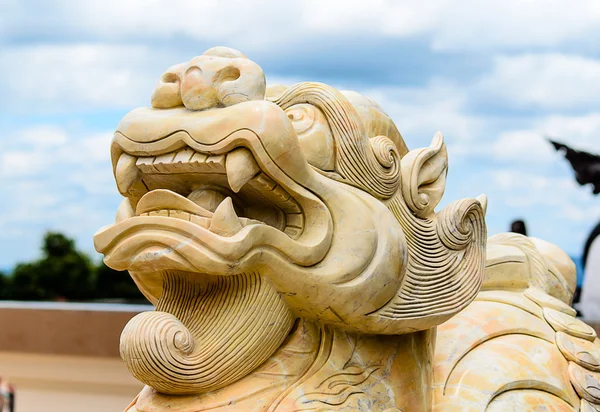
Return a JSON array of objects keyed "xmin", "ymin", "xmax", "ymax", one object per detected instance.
[{"xmin": 401, "ymin": 132, "xmax": 448, "ymax": 218}]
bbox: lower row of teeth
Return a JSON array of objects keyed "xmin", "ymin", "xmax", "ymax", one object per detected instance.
[
  {"xmin": 138, "ymin": 207, "xmax": 303, "ymax": 239},
  {"xmin": 139, "ymin": 209, "xmax": 262, "ymax": 229}
]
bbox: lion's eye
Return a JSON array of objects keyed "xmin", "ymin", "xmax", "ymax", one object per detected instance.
[
  {"xmin": 285, "ymin": 105, "xmax": 315, "ymax": 134},
  {"xmin": 283, "ymin": 103, "xmax": 335, "ymax": 171},
  {"xmin": 287, "ymin": 111, "xmax": 303, "ymax": 121}
]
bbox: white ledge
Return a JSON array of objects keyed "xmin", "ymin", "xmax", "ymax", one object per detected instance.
[{"xmin": 0, "ymin": 300, "xmax": 153, "ymax": 312}]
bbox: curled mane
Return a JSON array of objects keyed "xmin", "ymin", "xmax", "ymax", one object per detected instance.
[{"xmin": 272, "ymin": 82, "xmax": 401, "ymax": 199}]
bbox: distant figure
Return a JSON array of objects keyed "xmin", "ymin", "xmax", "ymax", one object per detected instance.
[
  {"xmin": 581, "ymin": 221, "xmax": 600, "ymax": 320},
  {"xmin": 510, "ymin": 219, "xmax": 528, "ymax": 236},
  {"xmin": 0, "ymin": 379, "xmax": 14, "ymax": 412}
]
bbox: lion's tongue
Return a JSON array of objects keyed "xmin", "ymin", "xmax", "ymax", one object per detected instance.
[{"xmin": 136, "ymin": 189, "xmax": 214, "ymax": 217}]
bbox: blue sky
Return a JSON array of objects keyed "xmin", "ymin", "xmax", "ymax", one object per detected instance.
[{"xmin": 1, "ymin": 0, "xmax": 600, "ymax": 269}]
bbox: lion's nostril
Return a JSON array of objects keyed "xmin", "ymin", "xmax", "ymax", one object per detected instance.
[
  {"xmin": 151, "ymin": 62, "xmax": 185, "ymax": 109},
  {"xmin": 185, "ymin": 66, "xmax": 203, "ymax": 79},
  {"xmin": 161, "ymin": 48, "xmax": 265, "ymax": 111},
  {"xmin": 215, "ymin": 66, "xmax": 240, "ymax": 84},
  {"xmin": 180, "ymin": 66, "xmax": 217, "ymax": 111},
  {"xmin": 162, "ymin": 72, "xmax": 179, "ymax": 84}
]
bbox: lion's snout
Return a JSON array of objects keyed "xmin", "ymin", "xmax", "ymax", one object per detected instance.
[{"xmin": 151, "ymin": 46, "xmax": 266, "ymax": 111}]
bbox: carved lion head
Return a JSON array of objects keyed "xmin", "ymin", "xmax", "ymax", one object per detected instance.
[{"xmin": 94, "ymin": 47, "xmax": 487, "ymax": 395}]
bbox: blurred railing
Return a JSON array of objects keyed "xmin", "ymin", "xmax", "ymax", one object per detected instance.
[
  {"xmin": 1, "ymin": 301, "xmax": 598, "ymax": 412},
  {"xmin": 0, "ymin": 301, "xmax": 151, "ymax": 412}
]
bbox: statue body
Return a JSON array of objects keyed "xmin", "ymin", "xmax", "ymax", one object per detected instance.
[{"xmin": 94, "ymin": 47, "xmax": 600, "ymax": 411}]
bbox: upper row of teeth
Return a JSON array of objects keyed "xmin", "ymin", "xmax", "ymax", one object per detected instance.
[
  {"xmin": 115, "ymin": 147, "xmax": 302, "ymax": 214},
  {"xmin": 137, "ymin": 149, "xmax": 227, "ymax": 174}
]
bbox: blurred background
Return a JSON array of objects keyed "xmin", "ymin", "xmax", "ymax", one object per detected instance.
[
  {"xmin": 1, "ymin": 1, "xmax": 600, "ymax": 410},
  {"xmin": 2, "ymin": 0, "xmax": 600, "ymax": 298},
  {"xmin": 2, "ymin": 0, "xmax": 600, "ymax": 294}
]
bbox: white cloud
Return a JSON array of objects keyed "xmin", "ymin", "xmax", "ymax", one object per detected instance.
[
  {"xmin": 0, "ymin": 124, "xmax": 121, "ymax": 266},
  {"xmin": 476, "ymin": 54, "xmax": 600, "ymax": 110},
  {"xmin": 488, "ymin": 113, "xmax": 600, "ymax": 164},
  {"xmin": 361, "ymin": 79, "xmax": 484, "ymax": 151},
  {"xmin": 300, "ymin": 0, "xmax": 600, "ymax": 53},
  {"xmin": 429, "ymin": 0, "xmax": 600, "ymax": 51},
  {"xmin": 490, "ymin": 170, "xmax": 554, "ymax": 193},
  {"xmin": 4, "ymin": 0, "xmax": 600, "ymax": 53},
  {"xmin": 1, "ymin": 125, "xmax": 113, "ymax": 180},
  {"xmin": 2, "ymin": 0, "xmax": 600, "ymax": 267},
  {"xmin": 300, "ymin": 0, "xmax": 446, "ymax": 37},
  {"xmin": 541, "ymin": 114, "xmax": 600, "ymax": 153},
  {"xmin": 0, "ymin": 0, "xmax": 296, "ymax": 49},
  {"xmin": 560, "ymin": 204, "xmax": 600, "ymax": 223},
  {"xmin": 18, "ymin": 125, "xmax": 68, "ymax": 147},
  {"xmin": 0, "ymin": 44, "xmax": 161, "ymax": 111},
  {"xmin": 492, "ymin": 131, "xmax": 556, "ymax": 163},
  {"xmin": 454, "ymin": 168, "xmax": 600, "ymax": 255}
]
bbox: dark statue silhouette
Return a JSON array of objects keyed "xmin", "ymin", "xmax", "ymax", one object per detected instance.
[
  {"xmin": 549, "ymin": 139, "xmax": 600, "ymax": 319},
  {"xmin": 549, "ymin": 139, "xmax": 600, "ymax": 195}
]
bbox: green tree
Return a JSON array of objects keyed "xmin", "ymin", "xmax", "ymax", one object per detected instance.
[
  {"xmin": 0, "ymin": 232, "xmax": 145, "ymax": 302},
  {"xmin": 9, "ymin": 262, "xmax": 44, "ymax": 300},
  {"xmin": 0, "ymin": 271, "xmax": 10, "ymax": 300},
  {"xmin": 9, "ymin": 232, "xmax": 94, "ymax": 301},
  {"xmin": 5, "ymin": 231, "xmax": 145, "ymax": 302},
  {"xmin": 94, "ymin": 262, "xmax": 144, "ymax": 301}
]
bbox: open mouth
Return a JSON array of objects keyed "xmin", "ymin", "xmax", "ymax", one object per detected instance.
[
  {"xmin": 115, "ymin": 146, "xmax": 304, "ymax": 239},
  {"xmin": 95, "ymin": 102, "xmax": 334, "ymax": 277}
]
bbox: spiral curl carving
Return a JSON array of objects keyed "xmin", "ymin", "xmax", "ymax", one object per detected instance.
[
  {"xmin": 371, "ymin": 135, "xmax": 399, "ymax": 169},
  {"xmin": 120, "ymin": 311, "xmax": 196, "ymax": 391},
  {"xmin": 437, "ymin": 198, "xmax": 486, "ymax": 251},
  {"xmin": 120, "ymin": 272, "xmax": 295, "ymax": 395}
]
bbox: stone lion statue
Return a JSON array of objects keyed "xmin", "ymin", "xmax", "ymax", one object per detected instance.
[{"xmin": 94, "ymin": 47, "xmax": 600, "ymax": 411}]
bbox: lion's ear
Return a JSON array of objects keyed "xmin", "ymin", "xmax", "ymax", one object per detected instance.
[{"xmin": 401, "ymin": 132, "xmax": 448, "ymax": 218}]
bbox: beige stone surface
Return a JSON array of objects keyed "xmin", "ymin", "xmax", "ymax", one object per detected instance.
[
  {"xmin": 0, "ymin": 352, "xmax": 141, "ymax": 412},
  {"xmin": 93, "ymin": 46, "xmax": 600, "ymax": 410},
  {"xmin": 434, "ymin": 233, "xmax": 600, "ymax": 411}
]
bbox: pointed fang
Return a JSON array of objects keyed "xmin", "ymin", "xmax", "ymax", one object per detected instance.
[
  {"xmin": 208, "ymin": 197, "xmax": 243, "ymax": 236},
  {"xmin": 115, "ymin": 153, "xmax": 141, "ymax": 196},
  {"xmin": 226, "ymin": 148, "xmax": 260, "ymax": 193}
]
